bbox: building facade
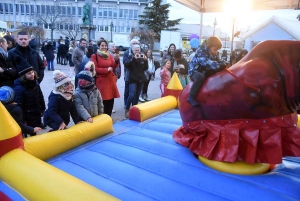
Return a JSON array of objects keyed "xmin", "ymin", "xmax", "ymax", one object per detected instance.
[{"xmin": 0, "ymin": 0, "xmax": 149, "ymax": 41}]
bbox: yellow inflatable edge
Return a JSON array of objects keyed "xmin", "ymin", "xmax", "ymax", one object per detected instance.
[
  {"xmin": 133, "ymin": 96, "xmax": 178, "ymax": 122},
  {"xmin": 198, "ymin": 156, "xmax": 270, "ymax": 175},
  {"xmin": 24, "ymin": 114, "xmax": 113, "ymax": 161},
  {"xmin": 0, "ymin": 149, "xmax": 119, "ymax": 201}
]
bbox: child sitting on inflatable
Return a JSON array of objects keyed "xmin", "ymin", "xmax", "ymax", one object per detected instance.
[{"xmin": 188, "ymin": 36, "xmax": 227, "ymax": 107}]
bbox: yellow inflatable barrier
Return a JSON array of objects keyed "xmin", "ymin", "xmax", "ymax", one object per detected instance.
[
  {"xmin": 24, "ymin": 114, "xmax": 113, "ymax": 161},
  {"xmin": 198, "ymin": 156, "xmax": 270, "ymax": 175},
  {"xmin": 0, "ymin": 149, "xmax": 119, "ymax": 201},
  {"xmin": 129, "ymin": 96, "xmax": 178, "ymax": 122}
]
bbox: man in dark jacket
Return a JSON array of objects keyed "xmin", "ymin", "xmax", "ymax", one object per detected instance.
[{"xmin": 8, "ymin": 31, "xmax": 45, "ymax": 83}]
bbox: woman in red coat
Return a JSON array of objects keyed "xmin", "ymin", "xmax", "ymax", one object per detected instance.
[{"xmin": 91, "ymin": 40, "xmax": 120, "ymax": 116}]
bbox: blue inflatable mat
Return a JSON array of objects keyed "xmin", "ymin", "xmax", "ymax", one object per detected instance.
[
  {"xmin": 47, "ymin": 110, "xmax": 300, "ymax": 201},
  {"xmin": 1, "ymin": 109, "xmax": 300, "ymax": 200}
]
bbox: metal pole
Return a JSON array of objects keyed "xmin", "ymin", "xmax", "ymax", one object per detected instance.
[
  {"xmin": 231, "ymin": 17, "xmax": 236, "ymax": 53},
  {"xmin": 199, "ymin": 0, "xmax": 204, "ymax": 42}
]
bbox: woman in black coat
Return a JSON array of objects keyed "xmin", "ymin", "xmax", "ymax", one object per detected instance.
[
  {"xmin": 58, "ymin": 41, "xmax": 67, "ymax": 65},
  {"xmin": 44, "ymin": 41, "xmax": 55, "ymax": 71},
  {"xmin": 0, "ymin": 37, "xmax": 17, "ymax": 87}
]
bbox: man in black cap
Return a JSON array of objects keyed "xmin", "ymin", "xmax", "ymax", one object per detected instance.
[{"xmin": 8, "ymin": 31, "xmax": 45, "ymax": 83}]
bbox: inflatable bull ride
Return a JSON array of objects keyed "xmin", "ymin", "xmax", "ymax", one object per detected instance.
[{"xmin": 173, "ymin": 40, "xmax": 300, "ymax": 174}]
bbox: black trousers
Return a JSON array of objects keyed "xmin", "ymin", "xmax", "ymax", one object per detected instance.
[
  {"xmin": 190, "ymin": 72, "xmax": 205, "ymax": 97},
  {"xmin": 103, "ymin": 98, "xmax": 114, "ymax": 116}
]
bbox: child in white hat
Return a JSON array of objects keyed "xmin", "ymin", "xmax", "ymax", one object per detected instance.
[{"xmin": 43, "ymin": 70, "xmax": 79, "ymax": 131}]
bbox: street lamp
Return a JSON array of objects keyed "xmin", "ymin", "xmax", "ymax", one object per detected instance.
[
  {"xmin": 110, "ymin": 21, "xmax": 114, "ymax": 42},
  {"xmin": 213, "ymin": 17, "xmax": 217, "ymax": 36}
]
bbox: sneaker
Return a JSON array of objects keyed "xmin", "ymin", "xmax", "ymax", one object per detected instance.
[
  {"xmin": 144, "ymin": 95, "xmax": 151, "ymax": 101},
  {"xmin": 112, "ymin": 109, "xmax": 115, "ymax": 113},
  {"xmin": 139, "ymin": 97, "xmax": 145, "ymax": 102},
  {"xmin": 125, "ymin": 110, "xmax": 129, "ymax": 118}
]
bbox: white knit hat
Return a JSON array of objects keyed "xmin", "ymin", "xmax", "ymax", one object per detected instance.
[
  {"xmin": 53, "ymin": 70, "xmax": 71, "ymax": 88},
  {"xmin": 84, "ymin": 61, "xmax": 96, "ymax": 77}
]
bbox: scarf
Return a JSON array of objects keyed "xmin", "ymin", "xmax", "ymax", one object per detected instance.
[
  {"xmin": 0, "ymin": 47, "xmax": 7, "ymax": 58},
  {"xmin": 53, "ymin": 90, "xmax": 72, "ymax": 100},
  {"xmin": 97, "ymin": 50, "xmax": 109, "ymax": 59},
  {"xmin": 21, "ymin": 77, "xmax": 37, "ymax": 90}
]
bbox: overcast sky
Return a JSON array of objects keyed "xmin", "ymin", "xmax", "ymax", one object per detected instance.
[{"xmin": 167, "ymin": 0, "xmax": 300, "ymax": 35}]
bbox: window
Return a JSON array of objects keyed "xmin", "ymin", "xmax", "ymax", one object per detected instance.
[
  {"xmin": 30, "ymin": 5, "xmax": 34, "ymax": 14},
  {"xmin": 20, "ymin": 4, "xmax": 24, "ymax": 15},
  {"xmin": 46, "ymin": 5, "xmax": 51, "ymax": 13},
  {"xmin": 98, "ymin": 8, "xmax": 102, "ymax": 17},
  {"xmin": 103, "ymin": 8, "xmax": 107, "ymax": 18},
  {"xmin": 119, "ymin": 9, "xmax": 123, "ymax": 18},
  {"xmin": 113, "ymin": 9, "xmax": 117, "ymax": 19},
  {"xmin": 93, "ymin": 7, "xmax": 96, "ymax": 17},
  {"xmin": 129, "ymin": 9, "xmax": 133, "ymax": 19},
  {"xmin": 36, "ymin": 5, "xmax": 40, "ymax": 14},
  {"xmin": 72, "ymin": 7, "xmax": 75, "ymax": 16},
  {"xmin": 67, "ymin": 7, "xmax": 71, "ymax": 15},
  {"xmin": 41, "ymin": 5, "xmax": 45, "ymax": 14},
  {"xmin": 134, "ymin": 10, "xmax": 138, "ymax": 19},
  {"xmin": 126, "ymin": 27, "xmax": 131, "ymax": 33},
  {"xmin": 25, "ymin": 5, "xmax": 29, "ymax": 14},
  {"xmin": 78, "ymin": 7, "xmax": 82, "ymax": 16},
  {"xmin": 0, "ymin": 3, "xmax": 3, "ymax": 14},
  {"xmin": 98, "ymin": 25, "xmax": 104, "ymax": 32},
  {"xmin": 60, "ymin": 24, "xmax": 63, "ymax": 30},
  {"xmin": 9, "ymin": 4, "xmax": 13, "ymax": 14},
  {"xmin": 62, "ymin": 6, "xmax": 66, "ymax": 15},
  {"xmin": 108, "ymin": 8, "xmax": 112, "ymax": 18},
  {"xmin": 5, "ymin": 3, "xmax": 8, "ymax": 14},
  {"xmin": 119, "ymin": 26, "xmax": 125, "ymax": 33},
  {"xmin": 124, "ymin": 9, "xmax": 128, "ymax": 20},
  {"xmin": 104, "ymin": 26, "xmax": 109, "ymax": 31}
]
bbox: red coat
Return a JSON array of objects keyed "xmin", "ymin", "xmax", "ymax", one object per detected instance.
[{"xmin": 91, "ymin": 53, "xmax": 120, "ymax": 100}]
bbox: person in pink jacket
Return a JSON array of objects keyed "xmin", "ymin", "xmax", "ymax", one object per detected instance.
[
  {"xmin": 91, "ymin": 40, "xmax": 120, "ymax": 116},
  {"xmin": 160, "ymin": 59, "xmax": 171, "ymax": 97}
]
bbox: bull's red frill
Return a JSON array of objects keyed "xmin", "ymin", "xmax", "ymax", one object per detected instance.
[{"xmin": 173, "ymin": 113, "xmax": 300, "ymax": 164}]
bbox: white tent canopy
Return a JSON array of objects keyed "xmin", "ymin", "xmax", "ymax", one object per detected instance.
[
  {"xmin": 174, "ymin": 0, "xmax": 300, "ymax": 13},
  {"xmin": 174, "ymin": 0, "xmax": 300, "ymax": 39}
]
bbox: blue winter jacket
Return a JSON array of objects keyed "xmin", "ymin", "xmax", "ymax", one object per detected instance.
[{"xmin": 188, "ymin": 42, "xmax": 226, "ymax": 77}]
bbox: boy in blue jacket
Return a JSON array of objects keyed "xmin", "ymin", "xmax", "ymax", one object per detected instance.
[{"xmin": 188, "ymin": 36, "xmax": 227, "ymax": 107}]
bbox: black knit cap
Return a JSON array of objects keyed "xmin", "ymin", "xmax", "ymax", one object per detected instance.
[{"xmin": 16, "ymin": 56, "xmax": 33, "ymax": 76}]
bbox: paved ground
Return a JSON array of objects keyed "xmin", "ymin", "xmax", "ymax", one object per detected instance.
[{"xmin": 39, "ymin": 52, "xmax": 162, "ymax": 134}]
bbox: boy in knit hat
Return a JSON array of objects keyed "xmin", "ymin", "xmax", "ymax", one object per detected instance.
[
  {"xmin": 0, "ymin": 86, "xmax": 42, "ymax": 137},
  {"xmin": 13, "ymin": 56, "xmax": 46, "ymax": 134},
  {"xmin": 43, "ymin": 70, "xmax": 79, "ymax": 131},
  {"xmin": 74, "ymin": 69, "xmax": 104, "ymax": 123}
]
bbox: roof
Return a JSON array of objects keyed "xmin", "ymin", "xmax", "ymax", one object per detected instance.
[
  {"xmin": 241, "ymin": 16, "xmax": 300, "ymax": 40},
  {"xmin": 174, "ymin": 0, "xmax": 300, "ymax": 13}
]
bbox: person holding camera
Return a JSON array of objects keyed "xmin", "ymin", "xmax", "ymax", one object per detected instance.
[{"xmin": 123, "ymin": 44, "xmax": 148, "ymax": 118}]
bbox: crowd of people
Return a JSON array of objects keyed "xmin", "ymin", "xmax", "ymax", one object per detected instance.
[{"xmin": 0, "ymin": 32, "xmax": 246, "ymax": 138}]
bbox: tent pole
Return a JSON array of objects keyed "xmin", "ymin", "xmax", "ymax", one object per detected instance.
[
  {"xmin": 199, "ymin": 0, "xmax": 204, "ymax": 43},
  {"xmin": 231, "ymin": 17, "xmax": 236, "ymax": 53}
]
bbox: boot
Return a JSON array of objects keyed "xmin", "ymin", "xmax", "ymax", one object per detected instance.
[
  {"xmin": 187, "ymin": 94, "xmax": 200, "ymax": 107},
  {"xmin": 69, "ymin": 67, "xmax": 75, "ymax": 80},
  {"xmin": 125, "ymin": 110, "xmax": 129, "ymax": 118},
  {"xmin": 144, "ymin": 94, "xmax": 151, "ymax": 101},
  {"xmin": 139, "ymin": 96, "xmax": 145, "ymax": 102}
]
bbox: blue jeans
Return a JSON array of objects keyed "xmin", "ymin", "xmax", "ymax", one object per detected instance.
[
  {"xmin": 125, "ymin": 82, "xmax": 143, "ymax": 110},
  {"xmin": 124, "ymin": 81, "xmax": 129, "ymax": 107},
  {"xmin": 47, "ymin": 59, "xmax": 54, "ymax": 70}
]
